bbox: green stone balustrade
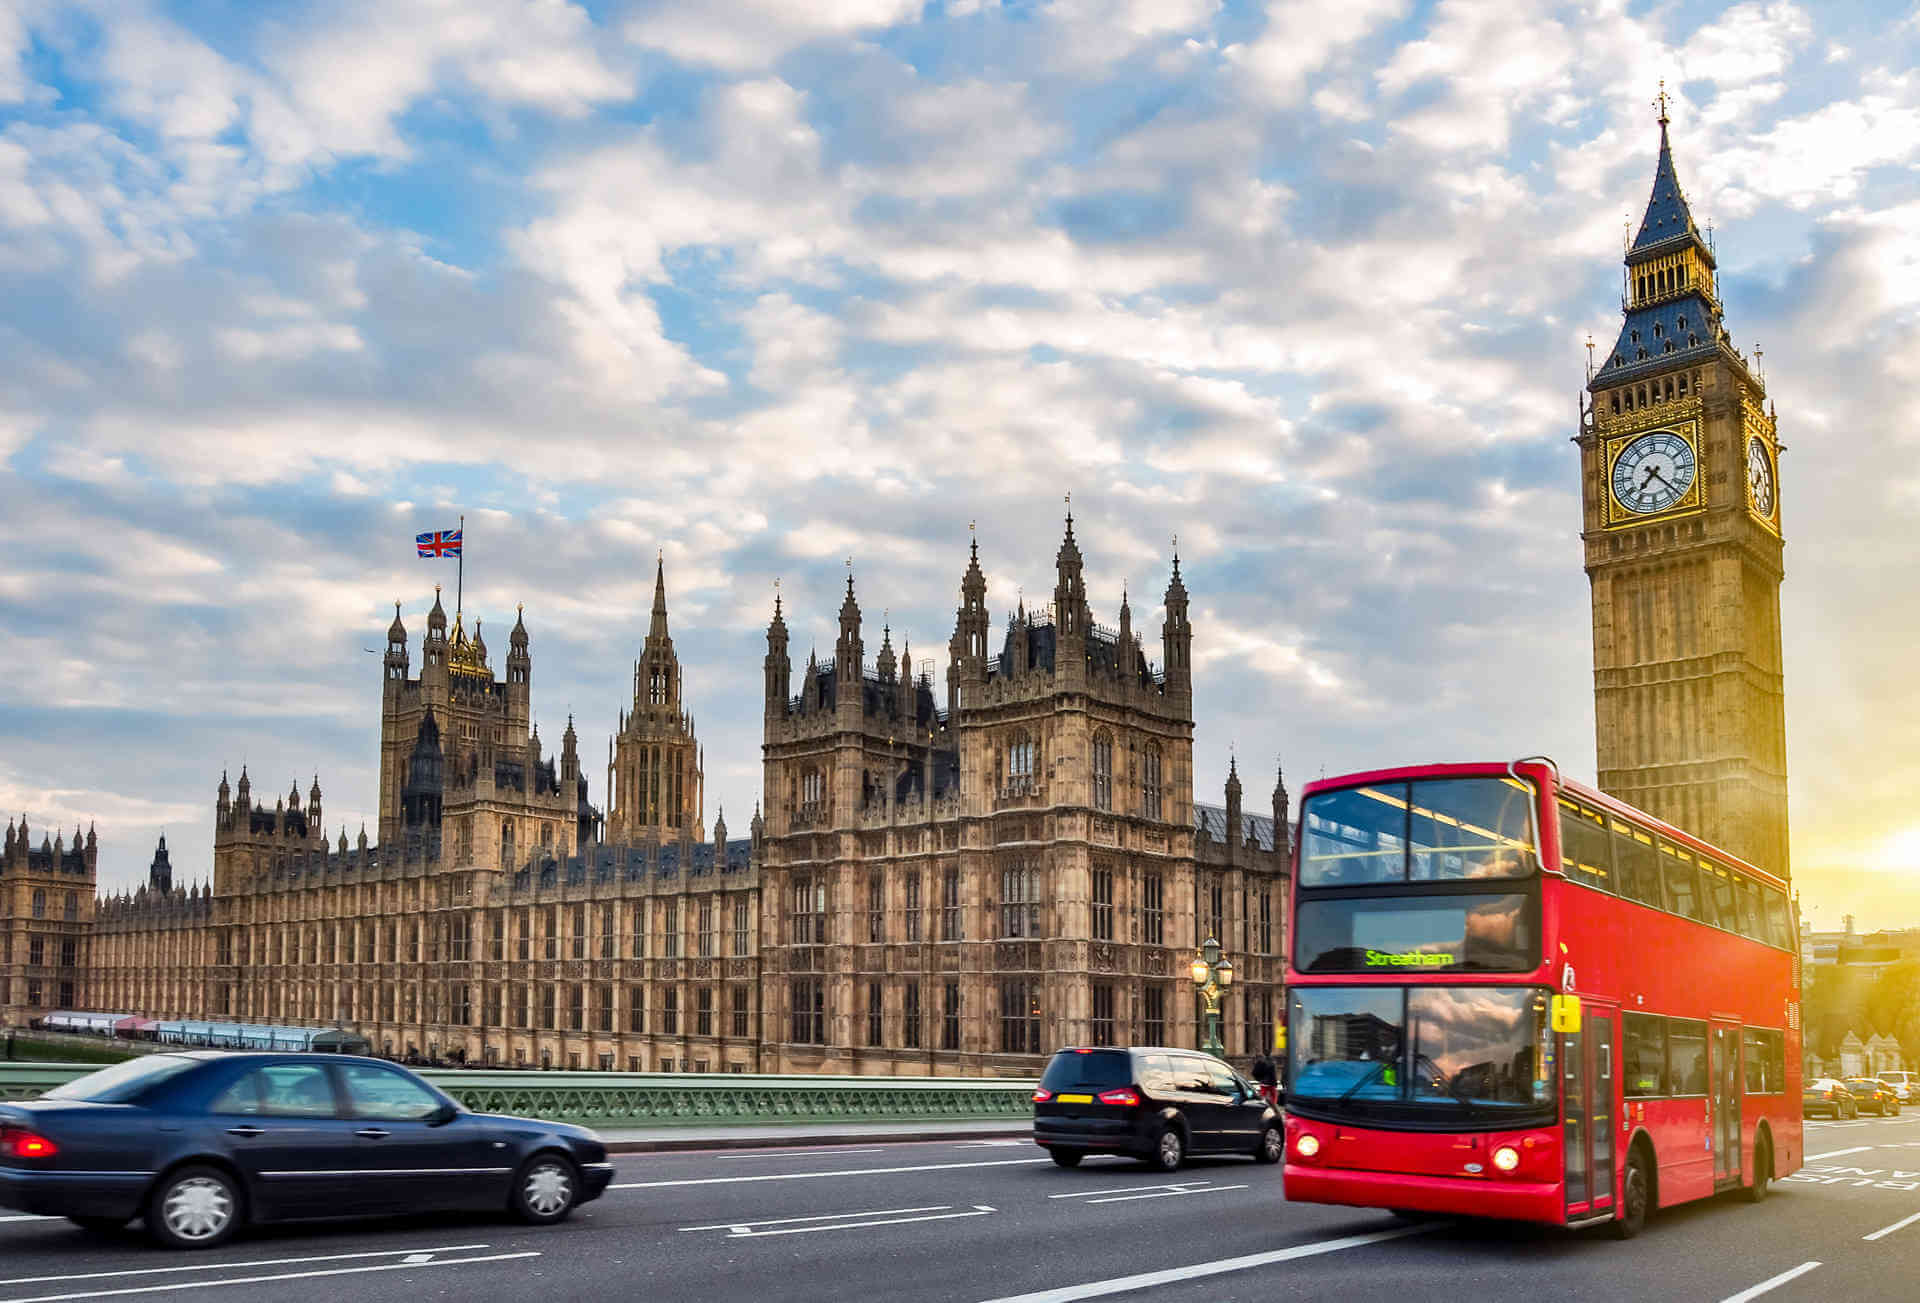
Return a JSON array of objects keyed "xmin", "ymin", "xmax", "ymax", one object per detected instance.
[{"xmin": 0, "ymin": 1063, "xmax": 1037, "ymax": 1125}]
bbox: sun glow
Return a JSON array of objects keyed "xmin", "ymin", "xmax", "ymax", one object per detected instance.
[{"xmin": 1865, "ymin": 825, "xmax": 1920, "ymax": 873}]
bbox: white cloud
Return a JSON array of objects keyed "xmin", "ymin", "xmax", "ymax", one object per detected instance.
[
  {"xmin": 622, "ymin": 0, "xmax": 923, "ymax": 70},
  {"xmin": 1227, "ymin": 0, "xmax": 1406, "ymax": 106}
]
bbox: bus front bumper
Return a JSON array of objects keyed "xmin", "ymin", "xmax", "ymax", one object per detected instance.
[{"xmin": 1284, "ymin": 1163, "xmax": 1570, "ymax": 1226}]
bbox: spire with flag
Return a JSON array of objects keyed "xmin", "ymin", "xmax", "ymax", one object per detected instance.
[{"xmin": 416, "ymin": 514, "xmax": 466, "ymax": 613}]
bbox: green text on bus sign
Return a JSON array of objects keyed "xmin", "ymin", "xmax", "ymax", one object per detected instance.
[{"xmin": 1363, "ymin": 949, "xmax": 1456, "ymax": 968}]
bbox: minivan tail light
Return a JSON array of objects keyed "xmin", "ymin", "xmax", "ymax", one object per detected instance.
[
  {"xmin": 1032, "ymin": 1089, "xmax": 1053, "ymax": 1103},
  {"xmin": 1097, "ymin": 1088, "xmax": 1140, "ymax": 1107}
]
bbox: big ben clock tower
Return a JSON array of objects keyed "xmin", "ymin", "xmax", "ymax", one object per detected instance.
[{"xmin": 1578, "ymin": 96, "xmax": 1790, "ymax": 879}]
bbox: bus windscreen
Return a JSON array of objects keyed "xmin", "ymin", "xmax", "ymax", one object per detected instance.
[{"xmin": 1300, "ymin": 778, "xmax": 1538, "ymax": 886}]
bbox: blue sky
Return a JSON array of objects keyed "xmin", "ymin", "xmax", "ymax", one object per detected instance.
[{"xmin": 3, "ymin": 0, "xmax": 1919, "ymax": 929}]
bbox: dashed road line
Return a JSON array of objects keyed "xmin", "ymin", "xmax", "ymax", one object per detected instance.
[
  {"xmin": 0, "ymin": 1245, "xmax": 493, "ymax": 1288},
  {"xmin": 1716, "ymin": 1261, "xmax": 1821, "ymax": 1303},
  {"xmin": 1863, "ymin": 1210, "xmax": 1920, "ymax": 1242},
  {"xmin": 1806, "ymin": 1146, "xmax": 1875, "ymax": 1161},
  {"xmin": 0, "ymin": 1251, "xmax": 542, "ymax": 1303},
  {"xmin": 683, "ymin": 1204, "xmax": 997, "ymax": 1238},
  {"xmin": 972, "ymin": 1224, "xmax": 1441, "ymax": 1303}
]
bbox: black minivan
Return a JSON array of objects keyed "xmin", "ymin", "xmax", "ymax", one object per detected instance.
[{"xmin": 1032, "ymin": 1046, "xmax": 1281, "ymax": 1170}]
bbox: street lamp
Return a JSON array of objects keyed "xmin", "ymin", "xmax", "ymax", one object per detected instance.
[{"xmin": 1189, "ymin": 936, "xmax": 1234, "ymax": 1058}]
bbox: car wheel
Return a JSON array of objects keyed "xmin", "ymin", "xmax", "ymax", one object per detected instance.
[
  {"xmin": 1741, "ymin": 1136, "xmax": 1771, "ymax": 1203},
  {"xmin": 148, "ymin": 1166, "xmax": 242, "ymax": 1250},
  {"xmin": 511, "ymin": 1153, "xmax": 580, "ymax": 1225},
  {"xmin": 1611, "ymin": 1152, "xmax": 1650, "ymax": 1240},
  {"xmin": 1050, "ymin": 1148, "xmax": 1085, "ymax": 1169},
  {"xmin": 1253, "ymin": 1124, "xmax": 1283, "ymax": 1165},
  {"xmin": 1149, "ymin": 1125, "xmax": 1185, "ymax": 1172},
  {"xmin": 67, "ymin": 1216, "xmax": 127, "ymax": 1234}
]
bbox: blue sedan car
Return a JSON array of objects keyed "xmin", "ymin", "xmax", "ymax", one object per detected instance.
[{"xmin": 0, "ymin": 1053, "xmax": 613, "ymax": 1249}]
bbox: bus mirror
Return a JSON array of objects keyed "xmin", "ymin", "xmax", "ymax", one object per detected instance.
[{"xmin": 1550, "ymin": 994, "xmax": 1583, "ymax": 1035}]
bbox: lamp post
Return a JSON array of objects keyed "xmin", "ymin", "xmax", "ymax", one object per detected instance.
[{"xmin": 1189, "ymin": 936, "xmax": 1234, "ymax": 1058}]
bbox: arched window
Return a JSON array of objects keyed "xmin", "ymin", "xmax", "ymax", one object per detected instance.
[
  {"xmin": 501, "ymin": 819, "xmax": 516, "ymax": 867},
  {"xmin": 1091, "ymin": 733, "xmax": 1113, "ymax": 811},
  {"xmin": 1141, "ymin": 744, "xmax": 1163, "ymax": 821},
  {"xmin": 801, "ymin": 768, "xmax": 825, "ymax": 813},
  {"xmin": 31, "ymin": 889, "xmax": 45, "ymax": 919},
  {"xmin": 1007, "ymin": 732, "xmax": 1036, "ymax": 792}
]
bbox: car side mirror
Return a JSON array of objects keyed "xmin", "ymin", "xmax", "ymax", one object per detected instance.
[{"xmin": 427, "ymin": 1103, "xmax": 458, "ymax": 1127}]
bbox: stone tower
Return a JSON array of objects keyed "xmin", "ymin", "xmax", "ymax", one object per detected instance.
[
  {"xmin": 1578, "ymin": 100, "xmax": 1789, "ymax": 877},
  {"xmin": 606, "ymin": 558, "xmax": 704, "ymax": 843}
]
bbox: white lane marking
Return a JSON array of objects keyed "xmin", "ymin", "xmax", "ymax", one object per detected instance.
[
  {"xmin": 399, "ymin": 1254, "xmax": 435, "ymax": 1265},
  {"xmin": 0, "ymin": 1251, "xmax": 541, "ymax": 1303},
  {"xmin": 0, "ymin": 1245, "xmax": 493, "ymax": 1287},
  {"xmin": 973, "ymin": 1224, "xmax": 1439, "ymax": 1303},
  {"xmin": 1716, "ymin": 1261, "xmax": 1821, "ymax": 1303},
  {"xmin": 1863, "ymin": 1211, "xmax": 1920, "ymax": 1241},
  {"xmin": 611, "ymin": 1156, "xmax": 1049, "ymax": 1189},
  {"xmin": 0, "ymin": 1217, "xmax": 55, "ymax": 1225},
  {"xmin": 1084, "ymin": 1184, "xmax": 1248, "ymax": 1206},
  {"xmin": 1049, "ymin": 1182, "xmax": 1212, "ymax": 1200},
  {"xmin": 955, "ymin": 1140, "xmax": 1029, "ymax": 1148},
  {"xmin": 1806, "ymin": 1147, "xmax": 1875, "ymax": 1161},
  {"xmin": 723, "ymin": 1205, "xmax": 997, "ymax": 1238},
  {"xmin": 717, "ymin": 1147, "xmax": 887, "ymax": 1160},
  {"xmin": 680, "ymin": 1205, "xmax": 949, "ymax": 1231}
]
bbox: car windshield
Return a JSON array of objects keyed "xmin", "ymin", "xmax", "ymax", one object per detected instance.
[
  {"xmin": 1041, "ymin": 1051, "xmax": 1133, "ymax": 1092},
  {"xmin": 40, "ymin": 1055, "xmax": 201, "ymax": 1103},
  {"xmin": 1300, "ymin": 778, "xmax": 1538, "ymax": 887},
  {"xmin": 1287, "ymin": 986, "xmax": 1554, "ymax": 1129}
]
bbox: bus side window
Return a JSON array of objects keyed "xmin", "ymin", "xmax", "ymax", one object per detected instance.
[
  {"xmin": 1658, "ymin": 842, "xmax": 1700, "ymax": 920},
  {"xmin": 1613, "ymin": 823, "xmax": 1659, "ymax": 906},
  {"xmin": 1733, "ymin": 876, "xmax": 1764, "ymax": 942},
  {"xmin": 1667, "ymin": 1019, "xmax": 1708, "ymax": 1095},
  {"xmin": 1558, "ymin": 801, "xmax": 1612, "ymax": 892},
  {"xmin": 1705, "ymin": 863, "xmax": 1737, "ymax": 932},
  {"xmin": 1624, "ymin": 1013, "xmax": 1668, "ymax": 1097},
  {"xmin": 1767, "ymin": 1031, "xmax": 1785, "ymax": 1091},
  {"xmin": 1762, "ymin": 889, "xmax": 1791, "ymax": 949},
  {"xmin": 1742, "ymin": 1028, "xmax": 1767, "ymax": 1093}
]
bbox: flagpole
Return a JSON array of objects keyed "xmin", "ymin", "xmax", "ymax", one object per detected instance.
[{"xmin": 457, "ymin": 513, "xmax": 465, "ymax": 616}]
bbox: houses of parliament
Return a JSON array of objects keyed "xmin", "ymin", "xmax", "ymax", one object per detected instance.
[
  {"xmin": 1, "ymin": 112, "xmax": 1791, "ymax": 1071},
  {"xmin": 5, "ymin": 526, "xmax": 1292, "ymax": 1074}
]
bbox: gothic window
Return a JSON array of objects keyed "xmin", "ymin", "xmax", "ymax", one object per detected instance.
[
  {"xmin": 731, "ymin": 985, "xmax": 750, "ymax": 1038},
  {"xmin": 790, "ymin": 977, "xmax": 825, "ymax": 1044},
  {"xmin": 30, "ymin": 890, "xmax": 44, "ymax": 919},
  {"xmin": 500, "ymin": 820, "xmax": 515, "ymax": 868},
  {"xmin": 601, "ymin": 905, "xmax": 616, "ymax": 959},
  {"xmin": 663, "ymin": 900, "xmax": 680, "ymax": 957},
  {"xmin": 868, "ymin": 873, "xmax": 884, "ymax": 944},
  {"xmin": 1143, "ymin": 871, "xmax": 1164, "ymax": 946},
  {"xmin": 62, "ymin": 892, "xmax": 76, "ymax": 922},
  {"xmin": 733, "ymin": 898, "xmax": 750, "ymax": 955},
  {"xmin": 1205, "ymin": 875, "xmax": 1225, "ymax": 943},
  {"xmin": 542, "ymin": 907, "xmax": 557, "ymax": 961},
  {"xmin": 662, "ymin": 988, "xmax": 679, "ymax": 1035},
  {"xmin": 698, "ymin": 898, "xmax": 715, "ymax": 957},
  {"xmin": 903, "ymin": 871, "xmax": 923, "ymax": 942},
  {"xmin": 1141, "ymin": 744, "xmax": 1163, "ymax": 821},
  {"xmin": 1000, "ymin": 861, "xmax": 1040, "ymax": 938},
  {"xmin": 999, "ymin": 978, "xmax": 1042, "ymax": 1054},
  {"xmin": 801, "ymin": 768, "xmax": 825, "ymax": 815},
  {"xmin": 628, "ymin": 985, "xmax": 646, "ymax": 1034},
  {"xmin": 942, "ymin": 980, "xmax": 961, "ymax": 1051},
  {"xmin": 940, "ymin": 867, "xmax": 963, "ymax": 941},
  {"xmin": 1257, "ymin": 888, "xmax": 1273, "ymax": 953},
  {"xmin": 867, "ymin": 981, "xmax": 884, "ymax": 1046},
  {"xmin": 1092, "ymin": 866, "xmax": 1114, "ymax": 942},
  {"xmin": 1007, "ymin": 733, "xmax": 1036, "ymax": 792},
  {"xmin": 1091, "ymin": 733, "xmax": 1113, "ymax": 811},
  {"xmin": 631, "ymin": 905, "xmax": 647, "ymax": 958},
  {"xmin": 903, "ymin": 982, "xmax": 922, "ymax": 1049},
  {"xmin": 1091, "ymin": 982, "xmax": 1116, "ymax": 1047},
  {"xmin": 697, "ymin": 987, "xmax": 714, "ymax": 1037},
  {"xmin": 791, "ymin": 876, "xmax": 826, "ymax": 945},
  {"xmin": 571, "ymin": 904, "xmax": 587, "ymax": 959},
  {"xmin": 1143, "ymin": 984, "xmax": 1167, "ymax": 1043}
]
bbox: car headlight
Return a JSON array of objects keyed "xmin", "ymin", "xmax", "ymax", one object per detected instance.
[
  {"xmin": 1491, "ymin": 1145, "xmax": 1521, "ymax": 1173},
  {"xmin": 1295, "ymin": 1134, "xmax": 1320, "ymax": 1158}
]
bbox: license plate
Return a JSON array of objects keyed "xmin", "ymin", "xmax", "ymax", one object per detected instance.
[{"xmin": 1056, "ymin": 1093, "xmax": 1093, "ymax": 1103}]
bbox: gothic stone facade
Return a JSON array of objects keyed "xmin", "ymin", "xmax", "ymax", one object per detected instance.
[
  {"xmin": 758, "ymin": 520, "xmax": 1290, "ymax": 1075},
  {"xmin": 0, "ymin": 817, "xmax": 97, "ymax": 1024},
  {"xmin": 1579, "ymin": 114, "xmax": 1790, "ymax": 877},
  {"xmin": 93, "ymin": 577, "xmax": 766, "ymax": 1073},
  {"xmin": 84, "ymin": 537, "xmax": 1289, "ymax": 1076}
]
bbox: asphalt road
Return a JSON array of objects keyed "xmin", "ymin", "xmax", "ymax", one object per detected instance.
[{"xmin": 4, "ymin": 1115, "xmax": 1919, "ymax": 1302}]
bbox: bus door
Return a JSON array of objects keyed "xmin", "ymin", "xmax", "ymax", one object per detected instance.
[
  {"xmin": 1710, "ymin": 1020, "xmax": 1743, "ymax": 1186},
  {"xmin": 1561, "ymin": 1001, "xmax": 1617, "ymax": 1221}
]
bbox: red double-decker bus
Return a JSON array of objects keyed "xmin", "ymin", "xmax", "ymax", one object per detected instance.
[{"xmin": 1281, "ymin": 759, "xmax": 1800, "ymax": 1237}]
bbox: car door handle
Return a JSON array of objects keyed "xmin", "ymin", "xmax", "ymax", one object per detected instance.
[
  {"xmin": 226, "ymin": 1126, "xmax": 265, "ymax": 1138},
  {"xmin": 355, "ymin": 1128, "xmax": 392, "ymax": 1140}
]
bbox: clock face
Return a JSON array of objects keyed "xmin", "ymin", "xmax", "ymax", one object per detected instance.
[
  {"xmin": 1747, "ymin": 437, "xmax": 1776, "ymax": 518},
  {"xmin": 1611, "ymin": 429, "xmax": 1697, "ymax": 516}
]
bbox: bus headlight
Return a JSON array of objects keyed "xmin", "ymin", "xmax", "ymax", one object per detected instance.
[
  {"xmin": 1295, "ymin": 1134, "xmax": 1321, "ymax": 1158},
  {"xmin": 1491, "ymin": 1145, "xmax": 1520, "ymax": 1173}
]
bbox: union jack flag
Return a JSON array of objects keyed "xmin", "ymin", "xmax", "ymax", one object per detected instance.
[{"xmin": 416, "ymin": 528, "xmax": 462, "ymax": 558}]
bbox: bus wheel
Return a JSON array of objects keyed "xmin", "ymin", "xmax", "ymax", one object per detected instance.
[
  {"xmin": 1612, "ymin": 1153, "xmax": 1650, "ymax": 1240},
  {"xmin": 1741, "ymin": 1137, "xmax": 1771, "ymax": 1203}
]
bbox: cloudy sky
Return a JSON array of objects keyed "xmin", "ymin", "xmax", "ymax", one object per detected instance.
[{"xmin": 2, "ymin": 0, "xmax": 1916, "ymax": 928}]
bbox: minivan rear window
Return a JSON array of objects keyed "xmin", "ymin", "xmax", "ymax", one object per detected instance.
[{"xmin": 1041, "ymin": 1050, "xmax": 1133, "ymax": 1091}]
